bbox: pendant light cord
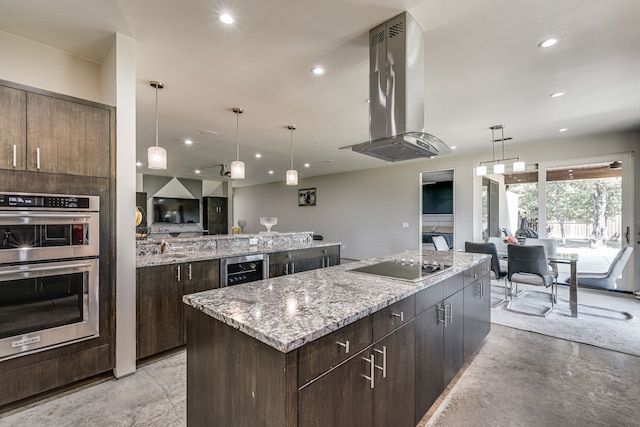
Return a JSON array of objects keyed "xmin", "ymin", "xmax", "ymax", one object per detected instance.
[
  {"xmin": 236, "ymin": 111, "xmax": 240, "ymax": 161},
  {"xmin": 290, "ymin": 128, "xmax": 294, "ymax": 169},
  {"xmin": 155, "ymin": 84, "xmax": 159, "ymax": 147}
]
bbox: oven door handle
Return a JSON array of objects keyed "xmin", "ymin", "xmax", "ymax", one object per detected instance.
[
  {"xmin": 0, "ymin": 262, "xmax": 93, "ymax": 276},
  {"xmin": 0, "ymin": 213, "xmax": 93, "ymax": 219}
]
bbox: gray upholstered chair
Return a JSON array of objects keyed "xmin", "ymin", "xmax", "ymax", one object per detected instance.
[
  {"xmin": 506, "ymin": 244, "xmax": 557, "ymax": 317},
  {"xmin": 565, "ymin": 246, "xmax": 633, "ymax": 290},
  {"xmin": 432, "ymin": 235, "xmax": 449, "ymax": 251},
  {"xmin": 486, "ymin": 236, "xmax": 508, "ymax": 270},
  {"xmin": 465, "ymin": 241, "xmax": 508, "ymax": 307},
  {"xmin": 524, "ymin": 238, "xmax": 559, "ymax": 279}
]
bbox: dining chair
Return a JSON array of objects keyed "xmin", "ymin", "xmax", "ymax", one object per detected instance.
[
  {"xmin": 465, "ymin": 241, "xmax": 508, "ymax": 307},
  {"xmin": 566, "ymin": 246, "xmax": 633, "ymax": 290},
  {"xmin": 432, "ymin": 235, "xmax": 450, "ymax": 251},
  {"xmin": 486, "ymin": 236, "xmax": 508, "ymax": 271},
  {"xmin": 524, "ymin": 238, "xmax": 559, "ymax": 279},
  {"xmin": 506, "ymin": 244, "xmax": 557, "ymax": 317}
]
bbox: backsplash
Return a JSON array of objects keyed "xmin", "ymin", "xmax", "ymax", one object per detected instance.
[{"xmin": 136, "ymin": 232, "xmax": 314, "ymax": 256}]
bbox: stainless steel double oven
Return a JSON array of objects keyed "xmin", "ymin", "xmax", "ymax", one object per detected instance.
[{"xmin": 0, "ymin": 192, "xmax": 100, "ymax": 360}]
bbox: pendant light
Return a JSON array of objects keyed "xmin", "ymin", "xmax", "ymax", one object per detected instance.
[
  {"xmin": 147, "ymin": 81, "xmax": 167, "ymax": 170},
  {"xmin": 230, "ymin": 107, "xmax": 245, "ymax": 179},
  {"xmin": 286, "ymin": 125, "xmax": 298, "ymax": 186},
  {"xmin": 475, "ymin": 125, "xmax": 524, "ymax": 176}
]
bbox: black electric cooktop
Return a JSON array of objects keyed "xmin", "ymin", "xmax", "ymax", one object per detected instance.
[{"xmin": 350, "ymin": 260, "xmax": 452, "ymax": 282}]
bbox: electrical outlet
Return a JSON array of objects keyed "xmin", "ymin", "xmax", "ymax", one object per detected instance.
[
  {"xmin": 402, "ymin": 222, "xmax": 409, "ymax": 228},
  {"xmin": 342, "ymin": 244, "xmax": 346, "ymax": 250},
  {"xmin": 249, "ymin": 238, "xmax": 258, "ymax": 245}
]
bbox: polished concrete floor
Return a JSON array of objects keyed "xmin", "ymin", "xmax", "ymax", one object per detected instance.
[{"xmin": 1, "ymin": 324, "xmax": 639, "ymax": 426}]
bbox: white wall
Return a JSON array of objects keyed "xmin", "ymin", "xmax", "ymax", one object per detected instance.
[
  {"xmin": 235, "ymin": 132, "xmax": 639, "ymax": 265},
  {"xmin": 0, "ymin": 31, "xmax": 103, "ymax": 102}
]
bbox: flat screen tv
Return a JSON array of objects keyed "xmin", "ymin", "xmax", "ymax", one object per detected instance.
[
  {"xmin": 152, "ymin": 197, "xmax": 200, "ymax": 224},
  {"xmin": 422, "ymin": 181, "xmax": 453, "ymax": 214}
]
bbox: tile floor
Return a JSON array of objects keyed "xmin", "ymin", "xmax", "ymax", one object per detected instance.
[{"xmin": 1, "ymin": 324, "xmax": 639, "ymax": 426}]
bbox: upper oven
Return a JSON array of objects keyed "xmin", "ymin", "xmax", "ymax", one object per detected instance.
[{"xmin": 0, "ymin": 192, "xmax": 99, "ymax": 263}]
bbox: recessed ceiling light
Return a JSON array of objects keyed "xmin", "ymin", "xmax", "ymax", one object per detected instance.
[
  {"xmin": 136, "ymin": 161, "xmax": 142, "ymax": 167},
  {"xmin": 220, "ymin": 13, "xmax": 234, "ymax": 24},
  {"xmin": 304, "ymin": 163, "xmax": 310, "ymax": 168},
  {"xmin": 559, "ymin": 128, "xmax": 568, "ymax": 132},
  {"xmin": 185, "ymin": 139, "xmax": 193, "ymax": 145},
  {"xmin": 550, "ymin": 92, "xmax": 565, "ymax": 98},
  {"xmin": 255, "ymin": 153, "xmax": 262, "ymax": 158},
  {"xmin": 311, "ymin": 67, "xmax": 325, "ymax": 75},
  {"xmin": 450, "ymin": 146, "xmax": 457, "ymax": 150},
  {"xmin": 194, "ymin": 170, "xmax": 200, "ymax": 174},
  {"xmin": 539, "ymin": 38, "xmax": 558, "ymax": 48},
  {"xmin": 268, "ymin": 170, "xmax": 274, "ymax": 175}
]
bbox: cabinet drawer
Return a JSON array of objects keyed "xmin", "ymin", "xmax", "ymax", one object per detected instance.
[
  {"xmin": 298, "ymin": 315, "xmax": 372, "ymax": 387},
  {"xmin": 442, "ymin": 273, "xmax": 463, "ymax": 300},
  {"xmin": 463, "ymin": 260, "xmax": 491, "ymax": 286},
  {"xmin": 307, "ymin": 245, "xmax": 339, "ymax": 259},
  {"xmin": 270, "ymin": 249, "xmax": 307, "ymax": 264},
  {"xmin": 416, "ymin": 282, "xmax": 443, "ymax": 314},
  {"xmin": 372, "ymin": 295, "xmax": 416, "ymax": 341}
]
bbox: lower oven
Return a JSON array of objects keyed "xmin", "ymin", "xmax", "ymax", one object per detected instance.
[
  {"xmin": 0, "ymin": 255, "xmax": 99, "ymax": 361},
  {"xmin": 220, "ymin": 254, "xmax": 268, "ymax": 286}
]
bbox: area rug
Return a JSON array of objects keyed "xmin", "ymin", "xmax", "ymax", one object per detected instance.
[{"xmin": 490, "ymin": 281, "xmax": 640, "ymax": 356}]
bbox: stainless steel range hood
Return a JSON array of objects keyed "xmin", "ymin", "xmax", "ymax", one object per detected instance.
[{"xmin": 345, "ymin": 12, "xmax": 450, "ymax": 162}]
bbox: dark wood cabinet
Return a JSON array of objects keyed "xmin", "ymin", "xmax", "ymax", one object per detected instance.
[
  {"xmin": 414, "ymin": 305, "xmax": 445, "ymax": 422},
  {"xmin": 203, "ymin": 197, "xmax": 228, "ymax": 235},
  {"xmin": 136, "ymin": 260, "xmax": 219, "ymax": 359},
  {"xmin": 270, "ymin": 245, "xmax": 340, "ymax": 278},
  {"xmin": 372, "ymin": 321, "xmax": 416, "ymax": 427},
  {"xmin": 299, "ymin": 351, "xmax": 374, "ymax": 427},
  {"xmin": 307, "ymin": 245, "xmax": 341, "ymax": 270},
  {"xmin": 463, "ymin": 271, "xmax": 491, "ymax": 362},
  {"xmin": 269, "ymin": 248, "xmax": 309, "ymax": 277},
  {"xmin": 442, "ymin": 289, "xmax": 465, "ymax": 386},
  {"xmin": 0, "ymin": 85, "xmax": 26, "ymax": 170},
  {"xmin": 26, "ymin": 93, "xmax": 111, "ymax": 177}
]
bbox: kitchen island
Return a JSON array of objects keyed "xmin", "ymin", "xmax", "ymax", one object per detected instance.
[{"xmin": 183, "ymin": 250, "xmax": 491, "ymax": 427}]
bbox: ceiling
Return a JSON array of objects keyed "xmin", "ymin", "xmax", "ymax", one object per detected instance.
[{"xmin": 2, "ymin": 0, "xmax": 640, "ymax": 187}]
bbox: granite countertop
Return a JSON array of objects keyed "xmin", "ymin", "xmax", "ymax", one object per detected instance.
[
  {"xmin": 136, "ymin": 240, "xmax": 340, "ymax": 268},
  {"xmin": 183, "ymin": 250, "xmax": 489, "ymax": 353}
]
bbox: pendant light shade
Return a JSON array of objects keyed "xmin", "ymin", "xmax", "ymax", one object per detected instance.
[
  {"xmin": 147, "ymin": 81, "xmax": 167, "ymax": 170},
  {"xmin": 231, "ymin": 107, "xmax": 245, "ymax": 179},
  {"xmin": 286, "ymin": 125, "xmax": 298, "ymax": 186},
  {"xmin": 475, "ymin": 125, "xmax": 524, "ymax": 175}
]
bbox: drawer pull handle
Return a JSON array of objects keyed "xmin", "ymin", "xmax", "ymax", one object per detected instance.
[
  {"xmin": 336, "ymin": 340, "xmax": 350, "ymax": 354},
  {"xmin": 445, "ymin": 303, "xmax": 453, "ymax": 326},
  {"xmin": 374, "ymin": 346, "xmax": 387, "ymax": 378},
  {"xmin": 436, "ymin": 305, "xmax": 446, "ymax": 324},
  {"xmin": 391, "ymin": 311, "xmax": 404, "ymax": 322},
  {"xmin": 188, "ymin": 263, "xmax": 192, "ymax": 280},
  {"xmin": 36, "ymin": 147, "xmax": 41, "ymax": 170},
  {"xmin": 176, "ymin": 265, "xmax": 181, "ymax": 282},
  {"xmin": 362, "ymin": 354, "xmax": 375, "ymax": 389},
  {"xmin": 12, "ymin": 145, "xmax": 17, "ymax": 167}
]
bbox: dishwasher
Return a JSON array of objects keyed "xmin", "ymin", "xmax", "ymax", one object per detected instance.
[{"xmin": 220, "ymin": 254, "xmax": 268, "ymax": 286}]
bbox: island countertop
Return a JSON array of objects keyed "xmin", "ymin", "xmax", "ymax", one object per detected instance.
[{"xmin": 183, "ymin": 250, "xmax": 489, "ymax": 353}]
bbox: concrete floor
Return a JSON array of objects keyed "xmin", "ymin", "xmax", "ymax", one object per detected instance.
[{"xmin": 1, "ymin": 324, "xmax": 639, "ymax": 426}]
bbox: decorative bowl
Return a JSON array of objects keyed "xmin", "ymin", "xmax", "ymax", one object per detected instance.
[{"xmin": 259, "ymin": 217, "xmax": 278, "ymax": 233}]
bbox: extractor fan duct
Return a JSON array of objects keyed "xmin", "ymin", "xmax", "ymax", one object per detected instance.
[{"xmin": 342, "ymin": 11, "xmax": 450, "ymax": 162}]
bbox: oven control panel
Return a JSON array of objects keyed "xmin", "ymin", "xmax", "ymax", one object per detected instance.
[{"xmin": 0, "ymin": 193, "xmax": 93, "ymax": 209}]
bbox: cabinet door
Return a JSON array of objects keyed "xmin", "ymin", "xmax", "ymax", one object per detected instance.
[
  {"xmin": 204, "ymin": 197, "xmax": 228, "ymax": 235},
  {"xmin": 463, "ymin": 273, "xmax": 491, "ymax": 362},
  {"xmin": 443, "ymin": 289, "xmax": 464, "ymax": 386},
  {"xmin": 137, "ymin": 264, "xmax": 184, "ymax": 359},
  {"xmin": 299, "ymin": 349, "xmax": 374, "ymax": 427},
  {"xmin": 414, "ymin": 306, "xmax": 444, "ymax": 423},
  {"xmin": 0, "ymin": 85, "xmax": 27, "ymax": 170},
  {"xmin": 373, "ymin": 321, "xmax": 415, "ymax": 427},
  {"xmin": 26, "ymin": 93, "xmax": 111, "ymax": 177},
  {"xmin": 269, "ymin": 249, "xmax": 308, "ymax": 276},
  {"xmin": 307, "ymin": 245, "xmax": 341, "ymax": 270}
]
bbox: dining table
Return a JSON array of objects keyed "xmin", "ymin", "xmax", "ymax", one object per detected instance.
[{"xmin": 499, "ymin": 251, "xmax": 580, "ymax": 317}]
